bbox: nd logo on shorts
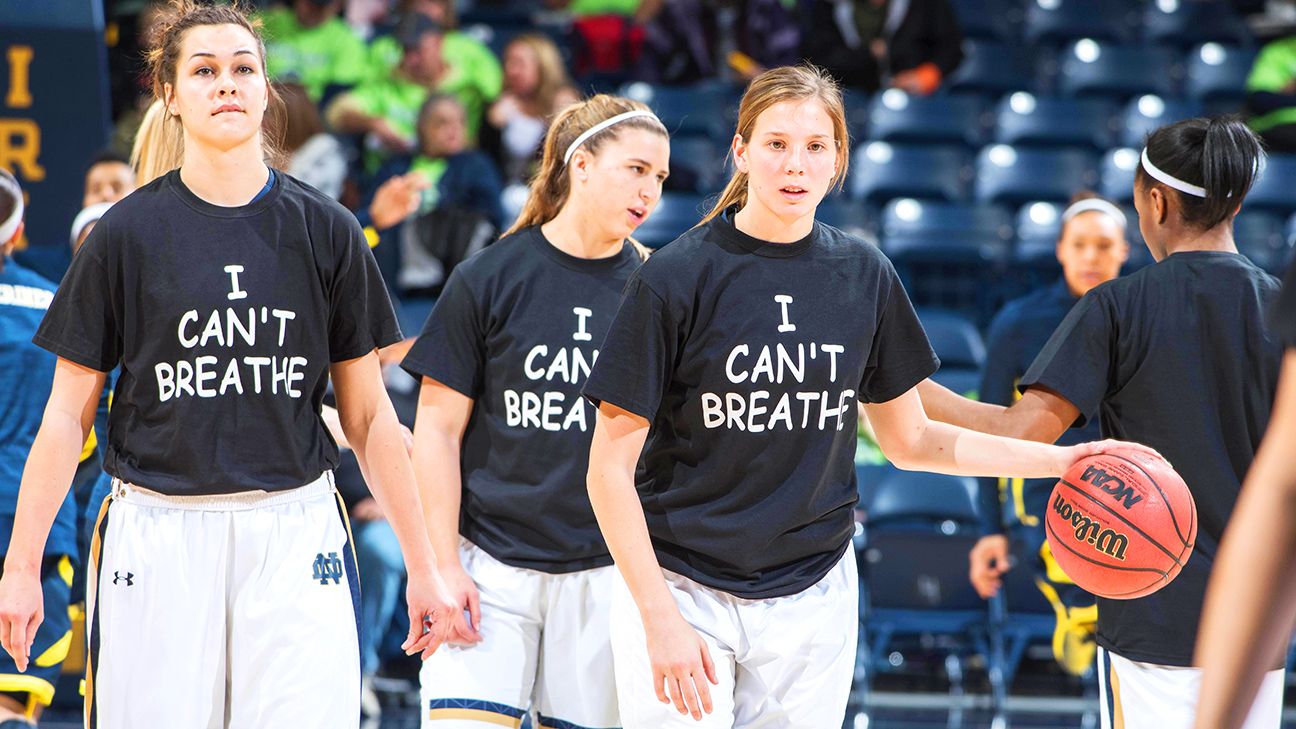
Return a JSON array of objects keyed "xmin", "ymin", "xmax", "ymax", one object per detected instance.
[{"xmin": 312, "ymin": 552, "xmax": 343, "ymax": 585}]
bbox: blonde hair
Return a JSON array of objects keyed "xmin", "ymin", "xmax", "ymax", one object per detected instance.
[
  {"xmin": 701, "ymin": 65, "xmax": 850, "ymax": 224},
  {"xmin": 506, "ymin": 34, "xmax": 575, "ymax": 117},
  {"xmin": 503, "ymin": 94, "xmax": 668, "ymax": 237},
  {"xmin": 142, "ymin": 0, "xmax": 284, "ymax": 175}
]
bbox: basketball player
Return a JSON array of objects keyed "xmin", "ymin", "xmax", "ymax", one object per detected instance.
[
  {"xmin": 0, "ymin": 3, "xmax": 461, "ymax": 726},
  {"xmin": 1193, "ymin": 262, "xmax": 1296, "ymax": 728},
  {"xmin": 950, "ymin": 191, "xmax": 1128, "ymax": 675},
  {"xmin": 582, "ymin": 64, "xmax": 1154, "ymax": 728},
  {"xmin": 405, "ymin": 95, "xmax": 668, "ymax": 728},
  {"xmin": 0, "ymin": 171, "xmax": 76, "ymax": 728},
  {"xmin": 920, "ymin": 116, "xmax": 1283, "ymax": 728}
]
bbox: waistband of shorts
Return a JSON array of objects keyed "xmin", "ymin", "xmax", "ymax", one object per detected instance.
[{"xmin": 110, "ymin": 471, "xmax": 336, "ymax": 511}]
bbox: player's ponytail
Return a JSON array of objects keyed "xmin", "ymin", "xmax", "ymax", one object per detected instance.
[
  {"xmin": 701, "ymin": 65, "xmax": 850, "ymax": 225},
  {"xmin": 1137, "ymin": 116, "xmax": 1265, "ymax": 231},
  {"xmin": 504, "ymin": 94, "xmax": 667, "ymax": 237},
  {"xmin": 131, "ymin": 99, "xmax": 183, "ymax": 185}
]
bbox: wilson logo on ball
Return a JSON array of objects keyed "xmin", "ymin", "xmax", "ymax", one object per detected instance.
[
  {"xmin": 1079, "ymin": 464, "xmax": 1143, "ymax": 509},
  {"xmin": 1051, "ymin": 494, "xmax": 1130, "ymax": 561}
]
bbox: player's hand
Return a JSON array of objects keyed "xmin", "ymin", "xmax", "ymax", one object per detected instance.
[
  {"xmin": 401, "ymin": 566, "xmax": 467, "ymax": 660},
  {"xmin": 1064, "ymin": 439, "xmax": 1169, "ymax": 473},
  {"xmin": 643, "ymin": 608, "xmax": 718, "ymax": 721},
  {"xmin": 438, "ymin": 562, "xmax": 483, "ymax": 645},
  {"xmin": 0, "ymin": 567, "xmax": 44, "ymax": 673},
  {"xmin": 969, "ymin": 534, "xmax": 1011, "ymax": 599}
]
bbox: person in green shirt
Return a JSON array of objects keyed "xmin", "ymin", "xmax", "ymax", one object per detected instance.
[
  {"xmin": 1246, "ymin": 35, "xmax": 1296, "ymax": 153},
  {"xmin": 259, "ymin": 0, "xmax": 370, "ymax": 102}
]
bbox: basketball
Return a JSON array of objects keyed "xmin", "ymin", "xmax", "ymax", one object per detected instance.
[{"xmin": 1045, "ymin": 449, "xmax": 1197, "ymax": 600}]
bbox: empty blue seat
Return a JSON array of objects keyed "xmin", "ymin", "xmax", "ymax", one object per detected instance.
[
  {"xmin": 1185, "ymin": 43, "xmax": 1258, "ymax": 109},
  {"xmin": 620, "ymin": 82, "xmax": 732, "ymax": 140},
  {"xmin": 1023, "ymin": 0, "xmax": 1134, "ymax": 46},
  {"xmin": 867, "ymin": 90, "xmax": 988, "ymax": 146},
  {"xmin": 1233, "ymin": 212, "xmax": 1289, "ymax": 274},
  {"xmin": 1058, "ymin": 40, "xmax": 1178, "ymax": 100},
  {"xmin": 1245, "ymin": 154, "xmax": 1296, "ymax": 217},
  {"xmin": 947, "ymin": 40, "xmax": 1037, "ymax": 96},
  {"xmin": 1015, "ymin": 201, "xmax": 1065, "ymax": 259},
  {"xmin": 817, "ymin": 196, "xmax": 875, "ymax": 239},
  {"xmin": 1119, "ymin": 95, "xmax": 1203, "ymax": 148},
  {"xmin": 1143, "ymin": 0, "xmax": 1252, "ymax": 49},
  {"xmin": 632, "ymin": 192, "xmax": 707, "ymax": 248},
  {"xmin": 851, "ymin": 142, "xmax": 971, "ymax": 204},
  {"xmin": 976, "ymin": 145, "xmax": 1097, "ymax": 207},
  {"xmin": 1099, "ymin": 147, "xmax": 1140, "ymax": 204},
  {"xmin": 881, "ymin": 198, "xmax": 1010, "ymax": 240},
  {"xmin": 994, "ymin": 93, "xmax": 1117, "ymax": 149},
  {"xmin": 917, "ymin": 308, "xmax": 987, "ymax": 370},
  {"xmin": 949, "ymin": 0, "xmax": 1024, "ymax": 41},
  {"xmin": 665, "ymin": 134, "xmax": 728, "ymax": 195},
  {"xmin": 866, "ymin": 470, "xmax": 981, "ymax": 526},
  {"xmin": 842, "ymin": 88, "xmax": 873, "ymax": 145}
]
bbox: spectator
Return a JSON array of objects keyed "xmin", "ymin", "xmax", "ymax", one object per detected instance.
[
  {"xmin": 800, "ymin": 0, "xmax": 964, "ymax": 94},
  {"xmin": 364, "ymin": 0, "xmax": 503, "ymax": 142},
  {"xmin": 480, "ymin": 34, "xmax": 580, "ymax": 184},
  {"xmin": 548, "ymin": 0, "xmax": 664, "ymax": 78},
  {"xmin": 274, "ymin": 82, "xmax": 348, "ymax": 200},
  {"xmin": 363, "ymin": 94, "xmax": 504, "ymax": 296},
  {"xmin": 1246, "ymin": 34, "xmax": 1296, "ymax": 153},
  {"xmin": 82, "ymin": 150, "xmax": 137, "ymax": 208},
  {"xmin": 259, "ymin": 0, "xmax": 370, "ymax": 102}
]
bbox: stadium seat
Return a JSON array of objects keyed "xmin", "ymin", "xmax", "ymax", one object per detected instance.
[
  {"xmin": 948, "ymin": 0, "xmax": 1024, "ymax": 42},
  {"xmin": 881, "ymin": 198, "xmax": 1010, "ymax": 242},
  {"xmin": 1245, "ymin": 154, "xmax": 1296, "ymax": 217},
  {"xmin": 1023, "ymin": 0, "xmax": 1135, "ymax": 46},
  {"xmin": 817, "ymin": 196, "xmax": 875, "ymax": 240},
  {"xmin": 867, "ymin": 90, "xmax": 989, "ymax": 146},
  {"xmin": 917, "ymin": 308, "xmax": 987, "ymax": 397},
  {"xmin": 665, "ymin": 134, "xmax": 728, "ymax": 195},
  {"xmin": 1099, "ymin": 147, "xmax": 1140, "ymax": 204},
  {"xmin": 1143, "ymin": 0, "xmax": 1252, "ymax": 49},
  {"xmin": 842, "ymin": 88, "xmax": 872, "ymax": 145},
  {"xmin": 850, "ymin": 142, "xmax": 972, "ymax": 204},
  {"xmin": 1184, "ymin": 43, "xmax": 1258, "ymax": 110},
  {"xmin": 1119, "ymin": 95, "xmax": 1203, "ymax": 148},
  {"xmin": 619, "ymin": 82, "xmax": 732, "ymax": 140},
  {"xmin": 632, "ymin": 192, "xmax": 707, "ymax": 248},
  {"xmin": 947, "ymin": 40, "xmax": 1038, "ymax": 97},
  {"xmin": 976, "ymin": 145, "xmax": 1098, "ymax": 208},
  {"xmin": 1233, "ymin": 211, "xmax": 1290, "ymax": 275},
  {"xmin": 1057, "ymin": 40, "xmax": 1178, "ymax": 100},
  {"xmin": 994, "ymin": 93, "xmax": 1118, "ymax": 149},
  {"xmin": 1015, "ymin": 201, "xmax": 1065, "ymax": 258}
]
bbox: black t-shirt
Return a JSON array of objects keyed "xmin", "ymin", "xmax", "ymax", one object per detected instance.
[
  {"xmin": 583, "ymin": 211, "xmax": 939, "ymax": 599},
  {"xmin": 35, "ymin": 170, "xmax": 401, "ymax": 496},
  {"xmin": 1278, "ymin": 262, "xmax": 1296, "ymax": 348},
  {"xmin": 402, "ymin": 227, "xmax": 642, "ymax": 573},
  {"xmin": 1021, "ymin": 251, "xmax": 1283, "ymax": 667}
]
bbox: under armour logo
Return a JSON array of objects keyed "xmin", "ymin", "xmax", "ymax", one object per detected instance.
[
  {"xmin": 112, "ymin": 571, "xmax": 134, "ymax": 586},
  {"xmin": 312, "ymin": 552, "xmax": 343, "ymax": 585}
]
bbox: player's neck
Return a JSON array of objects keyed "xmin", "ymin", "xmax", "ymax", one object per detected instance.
[
  {"xmin": 179, "ymin": 139, "xmax": 271, "ymax": 208},
  {"xmin": 734, "ymin": 200, "xmax": 814, "ymax": 244},
  {"xmin": 1160, "ymin": 225, "xmax": 1237, "ymax": 257},
  {"xmin": 541, "ymin": 202, "xmax": 623, "ymax": 260}
]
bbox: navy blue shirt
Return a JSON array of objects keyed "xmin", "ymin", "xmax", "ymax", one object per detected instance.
[
  {"xmin": 584, "ymin": 211, "xmax": 939, "ymax": 598},
  {"xmin": 978, "ymin": 280, "xmax": 1101, "ymax": 533},
  {"xmin": 1022, "ymin": 252, "xmax": 1283, "ymax": 666},
  {"xmin": 1278, "ymin": 262, "xmax": 1295, "ymax": 348},
  {"xmin": 0, "ymin": 259, "xmax": 77, "ymax": 558}
]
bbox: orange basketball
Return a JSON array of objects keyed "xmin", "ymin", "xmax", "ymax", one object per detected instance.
[{"xmin": 1044, "ymin": 448, "xmax": 1197, "ymax": 600}]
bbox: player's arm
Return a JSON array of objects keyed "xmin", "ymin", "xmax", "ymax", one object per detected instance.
[
  {"xmin": 411, "ymin": 377, "xmax": 481, "ymax": 641},
  {"xmin": 0, "ymin": 358, "xmax": 105, "ymax": 670},
  {"xmin": 587, "ymin": 403, "xmax": 717, "ymax": 720},
  {"xmin": 865, "ymin": 386, "xmax": 1150, "ymax": 479},
  {"xmin": 917, "ymin": 378, "xmax": 1077, "ymax": 444},
  {"xmin": 1193, "ymin": 351, "xmax": 1296, "ymax": 729},
  {"xmin": 330, "ymin": 350, "xmax": 464, "ymax": 657}
]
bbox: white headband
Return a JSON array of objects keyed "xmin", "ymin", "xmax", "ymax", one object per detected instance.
[
  {"xmin": 0, "ymin": 174, "xmax": 22, "ymax": 245},
  {"xmin": 1141, "ymin": 147, "xmax": 1206, "ymax": 198},
  {"xmin": 563, "ymin": 110, "xmax": 661, "ymax": 165},
  {"xmin": 70, "ymin": 202, "xmax": 115, "ymax": 247},
  {"xmin": 1061, "ymin": 198, "xmax": 1127, "ymax": 229}
]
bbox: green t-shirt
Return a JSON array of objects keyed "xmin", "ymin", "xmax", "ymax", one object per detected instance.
[
  {"xmin": 366, "ymin": 30, "xmax": 502, "ymax": 141},
  {"xmin": 568, "ymin": 0, "xmax": 640, "ymax": 16},
  {"xmin": 1246, "ymin": 38, "xmax": 1296, "ymax": 133},
  {"xmin": 259, "ymin": 8, "xmax": 369, "ymax": 101},
  {"xmin": 409, "ymin": 155, "xmax": 449, "ymax": 214}
]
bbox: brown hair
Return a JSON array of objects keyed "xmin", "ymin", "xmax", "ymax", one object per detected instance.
[
  {"xmin": 503, "ymin": 94, "xmax": 668, "ymax": 237},
  {"xmin": 701, "ymin": 65, "xmax": 850, "ymax": 224},
  {"xmin": 506, "ymin": 34, "xmax": 575, "ymax": 117},
  {"xmin": 143, "ymin": 0, "xmax": 285, "ymax": 169}
]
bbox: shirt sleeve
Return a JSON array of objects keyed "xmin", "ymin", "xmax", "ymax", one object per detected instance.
[
  {"xmin": 582, "ymin": 273, "xmax": 676, "ymax": 419},
  {"xmin": 1019, "ymin": 291, "xmax": 1115, "ymax": 428},
  {"xmin": 1246, "ymin": 42, "xmax": 1294, "ymax": 92},
  {"xmin": 399, "ymin": 267, "xmax": 485, "ymax": 398},
  {"xmin": 858, "ymin": 264, "xmax": 940, "ymax": 403},
  {"xmin": 328, "ymin": 216, "xmax": 402, "ymax": 362},
  {"xmin": 1276, "ymin": 264, "xmax": 1296, "ymax": 349},
  {"xmin": 32, "ymin": 223, "xmax": 121, "ymax": 372}
]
